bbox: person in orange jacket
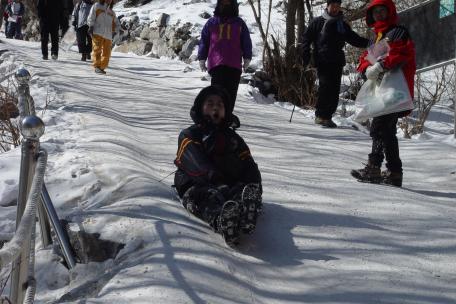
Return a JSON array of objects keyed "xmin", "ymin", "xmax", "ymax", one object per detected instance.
[{"xmin": 351, "ymin": 0, "xmax": 416, "ymax": 187}]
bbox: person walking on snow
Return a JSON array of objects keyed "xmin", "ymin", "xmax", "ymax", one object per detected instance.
[
  {"xmin": 5, "ymin": 0, "xmax": 24, "ymax": 39},
  {"xmin": 174, "ymin": 85, "xmax": 262, "ymax": 246},
  {"xmin": 72, "ymin": 0, "xmax": 93, "ymax": 61},
  {"xmin": 37, "ymin": 0, "xmax": 64, "ymax": 60},
  {"xmin": 301, "ymin": 0, "xmax": 369, "ymax": 128},
  {"xmin": 87, "ymin": 0, "xmax": 119, "ymax": 74},
  {"xmin": 197, "ymin": 0, "xmax": 252, "ymax": 128},
  {"xmin": 351, "ymin": 0, "xmax": 416, "ymax": 187}
]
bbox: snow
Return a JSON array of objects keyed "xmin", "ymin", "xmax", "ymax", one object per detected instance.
[{"xmin": 1, "ymin": 2, "xmax": 456, "ymax": 303}]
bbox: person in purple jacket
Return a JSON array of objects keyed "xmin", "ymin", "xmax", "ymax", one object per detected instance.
[{"xmin": 197, "ymin": 0, "xmax": 252, "ymax": 127}]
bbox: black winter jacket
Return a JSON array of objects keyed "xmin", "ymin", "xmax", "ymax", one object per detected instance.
[
  {"xmin": 37, "ymin": 0, "xmax": 63, "ymax": 27},
  {"xmin": 174, "ymin": 124, "xmax": 261, "ymax": 197},
  {"xmin": 301, "ymin": 15, "xmax": 369, "ymax": 67}
]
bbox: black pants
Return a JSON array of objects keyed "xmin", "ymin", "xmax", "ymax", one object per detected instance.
[
  {"xmin": 209, "ymin": 65, "xmax": 242, "ymax": 114},
  {"xmin": 369, "ymin": 113, "xmax": 402, "ymax": 172},
  {"xmin": 316, "ymin": 64, "xmax": 343, "ymax": 119},
  {"xmin": 76, "ymin": 25, "xmax": 92, "ymax": 54},
  {"xmin": 40, "ymin": 21, "xmax": 59, "ymax": 57}
]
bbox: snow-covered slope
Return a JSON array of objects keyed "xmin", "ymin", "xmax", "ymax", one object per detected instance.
[{"xmin": 1, "ymin": 26, "xmax": 456, "ymax": 304}]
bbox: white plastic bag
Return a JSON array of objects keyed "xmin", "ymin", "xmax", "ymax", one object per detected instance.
[
  {"xmin": 60, "ymin": 26, "xmax": 77, "ymax": 52},
  {"xmin": 354, "ymin": 69, "xmax": 413, "ymax": 122},
  {"xmin": 366, "ymin": 39, "xmax": 390, "ymax": 65}
]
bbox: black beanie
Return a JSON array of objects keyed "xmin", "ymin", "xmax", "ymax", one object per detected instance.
[{"xmin": 327, "ymin": 0, "xmax": 342, "ymax": 5}]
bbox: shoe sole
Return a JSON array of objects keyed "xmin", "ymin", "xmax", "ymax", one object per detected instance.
[
  {"xmin": 240, "ymin": 184, "xmax": 262, "ymax": 234},
  {"xmin": 219, "ymin": 201, "xmax": 240, "ymax": 246}
]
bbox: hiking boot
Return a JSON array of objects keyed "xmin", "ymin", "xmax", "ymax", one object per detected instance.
[
  {"xmin": 81, "ymin": 53, "xmax": 87, "ymax": 61},
  {"xmin": 95, "ymin": 67, "xmax": 106, "ymax": 74},
  {"xmin": 315, "ymin": 116, "xmax": 337, "ymax": 128},
  {"xmin": 351, "ymin": 163, "xmax": 382, "ymax": 184},
  {"xmin": 239, "ymin": 183, "xmax": 262, "ymax": 234},
  {"xmin": 86, "ymin": 53, "xmax": 91, "ymax": 60},
  {"xmin": 217, "ymin": 200, "xmax": 240, "ymax": 247},
  {"xmin": 43, "ymin": 55, "xmax": 49, "ymax": 60},
  {"xmin": 51, "ymin": 54, "xmax": 58, "ymax": 60},
  {"xmin": 382, "ymin": 170, "xmax": 403, "ymax": 187}
]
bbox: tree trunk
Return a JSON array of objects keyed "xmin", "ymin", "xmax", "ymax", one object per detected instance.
[{"xmin": 285, "ymin": 0, "xmax": 297, "ymax": 68}]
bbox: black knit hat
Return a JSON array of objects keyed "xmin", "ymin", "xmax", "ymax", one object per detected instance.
[
  {"xmin": 190, "ymin": 85, "xmax": 232, "ymax": 125},
  {"xmin": 327, "ymin": 0, "xmax": 342, "ymax": 5}
]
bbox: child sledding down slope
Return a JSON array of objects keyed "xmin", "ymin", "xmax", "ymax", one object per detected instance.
[{"xmin": 174, "ymin": 85, "xmax": 262, "ymax": 246}]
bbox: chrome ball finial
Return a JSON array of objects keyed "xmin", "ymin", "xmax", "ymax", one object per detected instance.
[
  {"xmin": 21, "ymin": 116, "xmax": 45, "ymax": 140},
  {"xmin": 15, "ymin": 68, "xmax": 31, "ymax": 85}
]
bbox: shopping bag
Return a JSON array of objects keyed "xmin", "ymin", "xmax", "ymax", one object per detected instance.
[
  {"xmin": 353, "ymin": 69, "xmax": 413, "ymax": 122},
  {"xmin": 60, "ymin": 26, "xmax": 77, "ymax": 52}
]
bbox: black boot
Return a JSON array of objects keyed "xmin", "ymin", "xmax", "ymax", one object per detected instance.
[
  {"xmin": 351, "ymin": 162, "xmax": 382, "ymax": 184},
  {"xmin": 382, "ymin": 170, "xmax": 403, "ymax": 187},
  {"xmin": 81, "ymin": 53, "xmax": 87, "ymax": 61},
  {"xmin": 239, "ymin": 183, "xmax": 262, "ymax": 234},
  {"xmin": 217, "ymin": 200, "xmax": 240, "ymax": 247}
]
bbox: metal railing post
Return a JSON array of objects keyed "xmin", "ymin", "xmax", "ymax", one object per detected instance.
[
  {"xmin": 10, "ymin": 115, "xmax": 45, "ymax": 304},
  {"xmin": 40, "ymin": 184, "xmax": 76, "ymax": 269}
]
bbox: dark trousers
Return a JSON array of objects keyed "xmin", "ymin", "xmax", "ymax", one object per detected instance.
[
  {"xmin": 76, "ymin": 25, "xmax": 92, "ymax": 54},
  {"xmin": 316, "ymin": 64, "xmax": 343, "ymax": 119},
  {"xmin": 209, "ymin": 65, "xmax": 242, "ymax": 114},
  {"xmin": 40, "ymin": 21, "xmax": 59, "ymax": 57},
  {"xmin": 6, "ymin": 20, "xmax": 21, "ymax": 39},
  {"xmin": 369, "ymin": 113, "xmax": 402, "ymax": 172}
]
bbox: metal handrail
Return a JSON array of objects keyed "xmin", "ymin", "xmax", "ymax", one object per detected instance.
[{"xmin": 0, "ymin": 68, "xmax": 76, "ymax": 304}]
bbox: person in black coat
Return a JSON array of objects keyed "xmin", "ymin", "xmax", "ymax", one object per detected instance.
[
  {"xmin": 301, "ymin": 0, "xmax": 369, "ymax": 128},
  {"xmin": 37, "ymin": 0, "xmax": 64, "ymax": 60},
  {"xmin": 174, "ymin": 85, "xmax": 262, "ymax": 246}
]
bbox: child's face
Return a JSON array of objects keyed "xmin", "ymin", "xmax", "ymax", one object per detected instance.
[
  {"xmin": 372, "ymin": 5, "xmax": 388, "ymax": 22},
  {"xmin": 327, "ymin": 3, "xmax": 341, "ymax": 16},
  {"xmin": 202, "ymin": 95, "xmax": 225, "ymax": 125}
]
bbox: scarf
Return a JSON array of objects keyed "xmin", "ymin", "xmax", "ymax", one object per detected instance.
[{"xmin": 321, "ymin": 9, "xmax": 346, "ymax": 35}]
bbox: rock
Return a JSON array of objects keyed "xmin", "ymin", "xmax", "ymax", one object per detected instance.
[
  {"xmin": 199, "ymin": 12, "xmax": 211, "ymax": 19},
  {"xmin": 183, "ymin": 66, "xmax": 194, "ymax": 73},
  {"xmin": 113, "ymin": 40, "xmax": 153, "ymax": 56},
  {"xmin": 179, "ymin": 37, "xmax": 199, "ymax": 60},
  {"xmin": 139, "ymin": 26, "xmax": 151, "ymax": 40},
  {"xmin": 157, "ymin": 13, "xmax": 170, "ymax": 27}
]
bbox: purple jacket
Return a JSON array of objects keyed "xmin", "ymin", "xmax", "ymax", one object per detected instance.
[{"xmin": 198, "ymin": 16, "xmax": 252, "ymax": 72}]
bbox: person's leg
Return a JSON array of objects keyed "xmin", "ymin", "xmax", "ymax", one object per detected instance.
[
  {"xmin": 76, "ymin": 27, "xmax": 84, "ymax": 54},
  {"xmin": 91, "ymin": 34, "xmax": 103, "ymax": 69},
  {"xmin": 50, "ymin": 25, "xmax": 59, "ymax": 58},
  {"xmin": 99, "ymin": 38, "xmax": 112, "ymax": 70},
  {"xmin": 210, "ymin": 65, "xmax": 241, "ymax": 113},
  {"xmin": 378, "ymin": 113, "xmax": 401, "ymax": 172},
  {"xmin": 182, "ymin": 185, "xmax": 225, "ymax": 228},
  {"xmin": 6, "ymin": 21, "xmax": 15, "ymax": 38},
  {"xmin": 14, "ymin": 19, "xmax": 21, "ymax": 39},
  {"xmin": 368, "ymin": 116, "xmax": 385, "ymax": 168},
  {"xmin": 316, "ymin": 64, "xmax": 343, "ymax": 118},
  {"xmin": 40, "ymin": 21, "xmax": 50, "ymax": 59}
]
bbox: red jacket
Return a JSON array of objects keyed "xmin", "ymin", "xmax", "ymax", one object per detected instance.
[{"xmin": 357, "ymin": 0, "xmax": 416, "ymax": 99}]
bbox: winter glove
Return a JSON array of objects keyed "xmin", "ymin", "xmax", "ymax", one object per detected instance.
[
  {"xmin": 199, "ymin": 60, "xmax": 207, "ymax": 72},
  {"xmin": 242, "ymin": 58, "xmax": 251, "ymax": 73},
  {"xmin": 365, "ymin": 62, "xmax": 384, "ymax": 80},
  {"xmin": 88, "ymin": 26, "xmax": 94, "ymax": 37}
]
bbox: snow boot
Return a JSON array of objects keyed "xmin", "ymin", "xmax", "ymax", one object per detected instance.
[
  {"xmin": 95, "ymin": 67, "xmax": 106, "ymax": 75},
  {"xmin": 239, "ymin": 183, "xmax": 262, "ymax": 234},
  {"xmin": 351, "ymin": 162, "xmax": 382, "ymax": 184},
  {"xmin": 51, "ymin": 54, "xmax": 58, "ymax": 60},
  {"xmin": 315, "ymin": 116, "xmax": 337, "ymax": 128},
  {"xmin": 81, "ymin": 53, "xmax": 87, "ymax": 61},
  {"xmin": 382, "ymin": 170, "xmax": 403, "ymax": 187},
  {"xmin": 217, "ymin": 200, "xmax": 240, "ymax": 246}
]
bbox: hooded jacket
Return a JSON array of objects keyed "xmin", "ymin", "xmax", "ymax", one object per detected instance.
[
  {"xmin": 197, "ymin": 0, "xmax": 252, "ymax": 72},
  {"xmin": 301, "ymin": 9, "xmax": 369, "ymax": 67},
  {"xmin": 174, "ymin": 86, "xmax": 261, "ymax": 197},
  {"xmin": 72, "ymin": 0, "xmax": 93, "ymax": 29},
  {"xmin": 357, "ymin": 0, "xmax": 416, "ymax": 100},
  {"xmin": 87, "ymin": 2, "xmax": 119, "ymax": 40}
]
